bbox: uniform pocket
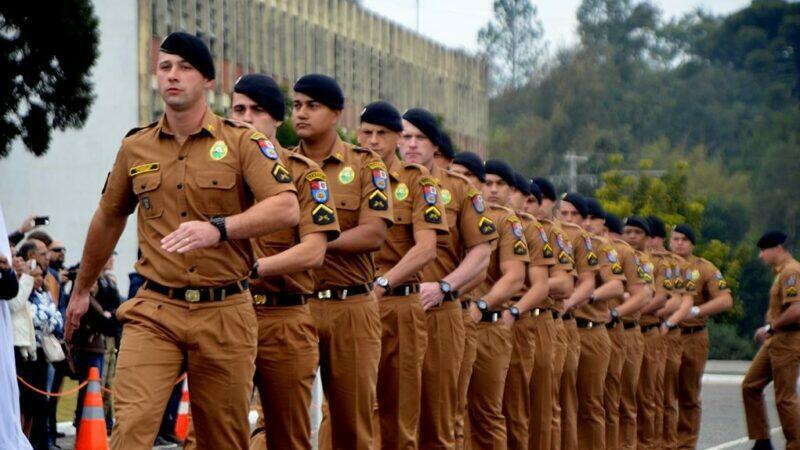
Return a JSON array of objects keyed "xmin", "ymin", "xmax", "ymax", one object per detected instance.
[
  {"xmin": 333, "ymin": 192, "xmax": 360, "ymax": 230},
  {"xmin": 132, "ymin": 172, "xmax": 163, "ymax": 219},
  {"xmin": 196, "ymin": 170, "xmax": 239, "ymax": 216}
]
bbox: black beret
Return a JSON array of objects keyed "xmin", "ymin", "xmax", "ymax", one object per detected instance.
[
  {"xmin": 293, "ymin": 74, "xmax": 344, "ymax": 110},
  {"xmin": 439, "ymin": 132, "xmax": 455, "ymax": 159},
  {"xmin": 485, "ymin": 159, "xmax": 516, "ymax": 187},
  {"xmin": 513, "ymin": 172, "xmax": 531, "ymax": 196},
  {"xmin": 757, "ymin": 230, "xmax": 788, "ymax": 249},
  {"xmin": 673, "ymin": 224, "xmax": 696, "ymax": 245},
  {"xmin": 561, "ymin": 192, "xmax": 588, "ymax": 218},
  {"xmin": 360, "ymin": 101, "xmax": 402, "ymax": 132},
  {"xmin": 625, "ymin": 216, "xmax": 651, "ymax": 236},
  {"xmin": 160, "ymin": 32, "xmax": 215, "ymax": 80},
  {"xmin": 402, "ymin": 108, "xmax": 442, "ymax": 148},
  {"xmin": 585, "ymin": 198, "xmax": 605, "ymax": 219},
  {"xmin": 646, "ymin": 215, "xmax": 666, "ymax": 238},
  {"xmin": 528, "ymin": 179, "xmax": 542, "ymax": 203},
  {"xmin": 452, "ymin": 151, "xmax": 486, "ymax": 182},
  {"xmin": 233, "ymin": 74, "xmax": 285, "ymax": 121},
  {"xmin": 605, "ymin": 213, "xmax": 624, "ymax": 235},
  {"xmin": 532, "ymin": 177, "xmax": 557, "ymax": 201}
]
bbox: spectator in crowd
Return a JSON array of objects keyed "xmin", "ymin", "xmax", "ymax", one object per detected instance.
[
  {"xmin": 8, "ymin": 215, "xmax": 43, "ymax": 247},
  {"xmin": 96, "ymin": 254, "xmax": 121, "ymax": 432},
  {"xmin": 44, "ymin": 240, "xmax": 70, "ymax": 448},
  {"xmin": 10, "ymin": 244, "xmax": 36, "ymax": 427},
  {"xmin": 1, "ymin": 244, "xmax": 33, "ymax": 450},
  {"xmin": 25, "ymin": 264, "xmax": 63, "ymax": 450}
]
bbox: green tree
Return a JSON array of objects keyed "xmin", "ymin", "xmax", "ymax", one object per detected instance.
[
  {"xmin": 0, "ymin": 1, "xmax": 99, "ymax": 157},
  {"xmin": 478, "ymin": 0, "xmax": 545, "ymax": 92}
]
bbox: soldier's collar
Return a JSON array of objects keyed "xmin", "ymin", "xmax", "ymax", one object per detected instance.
[
  {"xmin": 156, "ymin": 108, "xmax": 219, "ymax": 139},
  {"xmin": 387, "ymin": 157, "xmax": 403, "ymax": 180},
  {"xmin": 297, "ymin": 136, "xmax": 345, "ymax": 163}
]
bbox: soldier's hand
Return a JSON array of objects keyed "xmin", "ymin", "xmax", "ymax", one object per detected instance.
[
  {"xmin": 373, "ymin": 285, "xmax": 386, "ymax": 300},
  {"xmin": 469, "ymin": 302, "xmax": 481, "ymax": 323},
  {"xmin": 419, "ymin": 282, "xmax": 444, "ymax": 311},
  {"xmin": 162, "ymin": 221, "xmax": 221, "ymax": 253},
  {"xmin": 659, "ymin": 323, "xmax": 670, "ymax": 336},
  {"xmin": 754, "ymin": 326, "xmax": 771, "ymax": 343},
  {"xmin": 501, "ymin": 310, "xmax": 515, "ymax": 329},
  {"xmin": 65, "ymin": 291, "xmax": 91, "ymax": 343}
]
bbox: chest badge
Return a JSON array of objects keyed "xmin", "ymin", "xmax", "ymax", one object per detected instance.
[
  {"xmin": 338, "ymin": 166, "xmax": 355, "ymax": 185},
  {"xmin": 210, "ymin": 140, "xmax": 228, "ymax": 160},
  {"xmin": 395, "ymin": 183, "xmax": 409, "ymax": 201},
  {"xmin": 442, "ymin": 189, "xmax": 452, "ymax": 205}
]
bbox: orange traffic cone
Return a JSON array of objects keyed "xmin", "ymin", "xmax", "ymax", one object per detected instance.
[
  {"xmin": 75, "ymin": 366, "xmax": 108, "ymax": 450},
  {"xmin": 175, "ymin": 376, "xmax": 191, "ymax": 441}
]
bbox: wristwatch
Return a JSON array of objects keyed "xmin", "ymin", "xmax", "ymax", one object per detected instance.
[
  {"xmin": 438, "ymin": 280, "xmax": 452, "ymax": 295},
  {"xmin": 249, "ymin": 262, "xmax": 260, "ymax": 279},
  {"xmin": 476, "ymin": 299, "xmax": 489, "ymax": 312},
  {"xmin": 690, "ymin": 306, "xmax": 701, "ymax": 318},
  {"xmin": 665, "ymin": 319, "xmax": 677, "ymax": 329},
  {"xmin": 589, "ymin": 294, "xmax": 597, "ymax": 304},
  {"xmin": 509, "ymin": 306, "xmax": 521, "ymax": 320},
  {"xmin": 210, "ymin": 216, "xmax": 228, "ymax": 242},
  {"xmin": 765, "ymin": 323, "xmax": 774, "ymax": 335},
  {"xmin": 375, "ymin": 276, "xmax": 391, "ymax": 293},
  {"xmin": 610, "ymin": 307, "xmax": 620, "ymax": 320}
]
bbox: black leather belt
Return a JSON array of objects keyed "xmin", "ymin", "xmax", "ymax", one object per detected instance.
[
  {"xmin": 641, "ymin": 323, "xmax": 660, "ymax": 333},
  {"xmin": 312, "ymin": 283, "xmax": 372, "ymax": 300},
  {"xmin": 623, "ymin": 321, "xmax": 639, "ymax": 330},
  {"xmin": 562, "ymin": 312, "xmax": 574, "ymax": 321},
  {"xmin": 252, "ymin": 292, "xmax": 307, "ymax": 307},
  {"xmin": 461, "ymin": 300, "xmax": 471, "ymax": 310},
  {"xmin": 576, "ymin": 318, "xmax": 604, "ymax": 329},
  {"xmin": 386, "ymin": 283, "xmax": 420, "ymax": 297},
  {"xmin": 143, "ymin": 278, "xmax": 248, "ymax": 303},
  {"xmin": 443, "ymin": 290, "xmax": 459, "ymax": 302},
  {"xmin": 681, "ymin": 325, "xmax": 706, "ymax": 335},
  {"xmin": 606, "ymin": 319, "xmax": 621, "ymax": 329},
  {"xmin": 777, "ymin": 323, "xmax": 800, "ymax": 332},
  {"xmin": 531, "ymin": 308, "xmax": 549, "ymax": 317},
  {"xmin": 480, "ymin": 311, "xmax": 502, "ymax": 323},
  {"xmin": 552, "ymin": 310, "xmax": 561, "ymax": 320}
]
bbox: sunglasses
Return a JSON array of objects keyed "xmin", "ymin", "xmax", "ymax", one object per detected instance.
[{"xmin": 50, "ymin": 248, "xmax": 66, "ymax": 253}]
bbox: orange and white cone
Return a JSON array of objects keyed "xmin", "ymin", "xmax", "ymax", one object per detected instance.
[
  {"xmin": 75, "ymin": 366, "xmax": 108, "ymax": 450},
  {"xmin": 175, "ymin": 376, "xmax": 191, "ymax": 441}
]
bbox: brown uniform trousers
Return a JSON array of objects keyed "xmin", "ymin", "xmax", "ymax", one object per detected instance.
[
  {"xmin": 503, "ymin": 314, "xmax": 537, "ymax": 450},
  {"xmin": 743, "ymin": 331, "xmax": 800, "ymax": 449},
  {"xmin": 576, "ymin": 324, "xmax": 612, "ymax": 449},
  {"xmin": 468, "ymin": 321, "xmax": 514, "ymax": 449},
  {"xmin": 676, "ymin": 328, "xmax": 708, "ymax": 449},
  {"xmin": 604, "ymin": 321, "xmax": 627, "ymax": 450},
  {"xmin": 653, "ymin": 334, "xmax": 667, "ymax": 449},
  {"xmin": 528, "ymin": 312, "xmax": 557, "ymax": 450},
  {"xmin": 455, "ymin": 306, "xmax": 479, "ymax": 450},
  {"xmin": 661, "ymin": 327, "xmax": 683, "ymax": 449},
  {"xmin": 637, "ymin": 325, "xmax": 664, "ymax": 450},
  {"xmin": 619, "ymin": 325, "xmax": 643, "ymax": 450},
  {"xmin": 111, "ymin": 291, "xmax": 257, "ymax": 450},
  {"xmin": 419, "ymin": 301, "xmax": 466, "ymax": 450},
  {"xmin": 560, "ymin": 316, "xmax": 581, "ymax": 450},
  {"xmin": 549, "ymin": 315, "xmax": 569, "ymax": 450}
]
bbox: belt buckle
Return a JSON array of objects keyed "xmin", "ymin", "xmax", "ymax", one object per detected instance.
[
  {"xmin": 185, "ymin": 289, "xmax": 201, "ymax": 303},
  {"xmin": 587, "ymin": 321, "xmax": 594, "ymax": 329},
  {"xmin": 317, "ymin": 290, "xmax": 331, "ymax": 300},
  {"xmin": 253, "ymin": 294, "xmax": 266, "ymax": 305},
  {"xmin": 533, "ymin": 308, "xmax": 541, "ymax": 317}
]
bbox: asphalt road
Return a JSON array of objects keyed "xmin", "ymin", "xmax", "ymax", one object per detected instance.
[{"xmin": 54, "ymin": 361, "xmax": 791, "ymax": 450}]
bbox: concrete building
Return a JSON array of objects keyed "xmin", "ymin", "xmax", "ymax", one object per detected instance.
[{"xmin": 0, "ymin": 0, "xmax": 488, "ymax": 291}]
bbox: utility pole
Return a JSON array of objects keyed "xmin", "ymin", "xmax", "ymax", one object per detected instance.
[{"xmin": 564, "ymin": 152, "xmax": 588, "ymax": 192}]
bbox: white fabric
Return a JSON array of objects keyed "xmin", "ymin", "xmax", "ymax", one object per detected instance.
[
  {"xmin": 9, "ymin": 274, "xmax": 35, "ymax": 353},
  {"xmin": 0, "ymin": 296, "xmax": 33, "ymax": 449}
]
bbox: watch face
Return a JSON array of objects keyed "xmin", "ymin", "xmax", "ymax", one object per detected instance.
[
  {"xmin": 440, "ymin": 281, "xmax": 451, "ymax": 293},
  {"xmin": 377, "ymin": 277, "xmax": 388, "ymax": 287},
  {"xmin": 477, "ymin": 300, "xmax": 488, "ymax": 310}
]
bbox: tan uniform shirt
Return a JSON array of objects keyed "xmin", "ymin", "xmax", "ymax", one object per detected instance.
[
  {"xmin": 539, "ymin": 218, "xmax": 575, "ymax": 309},
  {"xmin": 421, "ymin": 165, "xmax": 498, "ymax": 282},
  {"xmin": 766, "ymin": 257, "xmax": 800, "ymax": 323},
  {"xmin": 560, "ymin": 222, "xmax": 600, "ymax": 276},
  {"xmin": 375, "ymin": 158, "xmax": 449, "ymax": 283},
  {"xmin": 575, "ymin": 235, "xmax": 625, "ymax": 322},
  {"xmin": 251, "ymin": 146, "xmax": 341, "ymax": 294},
  {"xmin": 294, "ymin": 138, "xmax": 394, "ymax": 288},
  {"xmin": 99, "ymin": 108, "xmax": 297, "ymax": 287},
  {"xmin": 610, "ymin": 239, "xmax": 647, "ymax": 320},
  {"xmin": 473, "ymin": 204, "xmax": 531, "ymax": 301},
  {"xmin": 679, "ymin": 255, "xmax": 730, "ymax": 327},
  {"xmin": 514, "ymin": 212, "xmax": 556, "ymax": 298}
]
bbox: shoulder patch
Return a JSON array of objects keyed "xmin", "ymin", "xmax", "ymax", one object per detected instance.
[
  {"xmin": 478, "ymin": 216, "xmax": 496, "ymax": 235},
  {"xmin": 469, "ymin": 189, "xmax": 486, "ymax": 213},
  {"xmin": 306, "ymin": 171, "xmax": 329, "ymax": 203},
  {"xmin": 251, "ymin": 133, "xmax": 278, "ymax": 160},
  {"xmin": 124, "ymin": 121, "xmax": 158, "ymax": 138},
  {"xmin": 368, "ymin": 190, "xmax": 389, "ymax": 210},
  {"xmin": 421, "ymin": 178, "xmax": 438, "ymax": 205},
  {"xmin": 312, "ymin": 204, "xmax": 336, "ymax": 226},
  {"xmin": 272, "ymin": 163, "xmax": 293, "ymax": 183},
  {"xmin": 424, "ymin": 206, "xmax": 443, "ymax": 224},
  {"xmin": 368, "ymin": 161, "xmax": 389, "ymax": 190},
  {"xmin": 223, "ymin": 118, "xmax": 251, "ymax": 128}
]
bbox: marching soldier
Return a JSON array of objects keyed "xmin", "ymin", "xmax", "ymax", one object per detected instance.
[
  {"xmin": 531, "ymin": 177, "xmax": 575, "ymax": 450},
  {"xmin": 561, "ymin": 194, "xmax": 625, "ymax": 450},
  {"xmin": 65, "ymin": 33, "xmax": 300, "ymax": 449},
  {"xmin": 670, "ymin": 224, "xmax": 732, "ymax": 449},
  {"xmin": 229, "ymin": 74, "xmax": 341, "ymax": 450},
  {"xmin": 504, "ymin": 172, "xmax": 556, "ymax": 449},
  {"xmin": 358, "ymin": 103, "xmax": 449, "ymax": 449},
  {"xmin": 404, "ymin": 135, "xmax": 497, "ymax": 449},
  {"xmin": 648, "ymin": 215, "xmax": 692, "ymax": 450},
  {"xmin": 743, "ymin": 230, "xmax": 800, "ymax": 450},
  {"xmin": 461, "ymin": 158, "xmax": 529, "ymax": 449},
  {"xmin": 292, "ymin": 74, "xmax": 394, "ymax": 450}
]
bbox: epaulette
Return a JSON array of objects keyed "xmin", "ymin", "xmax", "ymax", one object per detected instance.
[
  {"xmin": 124, "ymin": 121, "xmax": 157, "ymax": 138},
  {"xmin": 402, "ymin": 161, "xmax": 425, "ymax": 172},
  {"xmin": 223, "ymin": 118, "xmax": 253, "ymax": 129},
  {"xmin": 286, "ymin": 151, "xmax": 316, "ymax": 168}
]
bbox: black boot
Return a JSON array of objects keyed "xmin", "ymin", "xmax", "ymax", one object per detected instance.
[{"xmin": 752, "ymin": 439, "xmax": 773, "ymax": 450}]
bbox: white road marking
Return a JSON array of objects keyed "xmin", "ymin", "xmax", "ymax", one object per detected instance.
[{"xmin": 704, "ymin": 426, "xmax": 782, "ymax": 450}]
